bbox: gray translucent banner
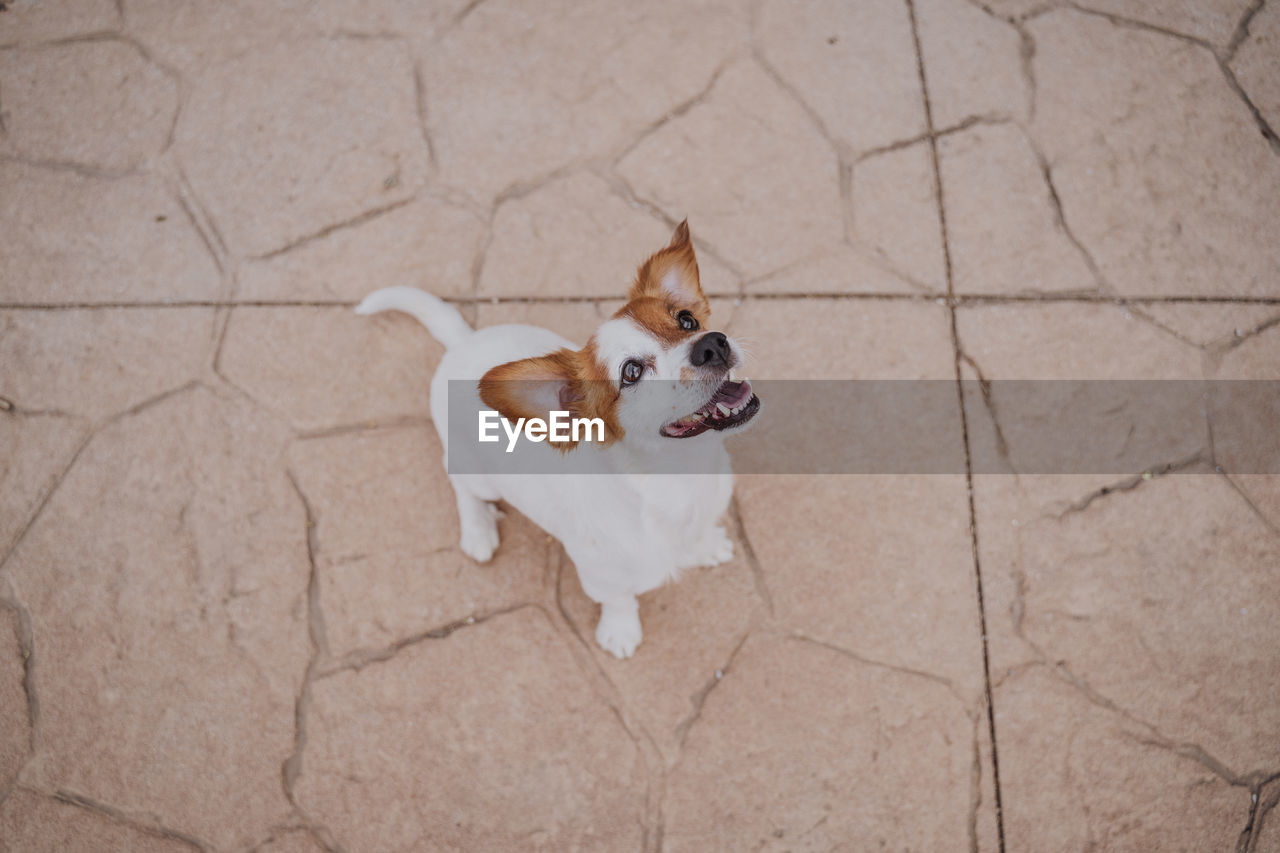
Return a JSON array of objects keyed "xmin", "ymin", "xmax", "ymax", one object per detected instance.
[{"xmin": 445, "ymin": 380, "xmax": 1278, "ymax": 475}]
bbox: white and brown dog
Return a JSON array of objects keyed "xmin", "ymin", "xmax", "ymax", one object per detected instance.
[{"xmin": 356, "ymin": 222, "xmax": 759, "ymax": 658}]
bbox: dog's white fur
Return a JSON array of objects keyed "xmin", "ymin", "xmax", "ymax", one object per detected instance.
[{"xmin": 355, "ymin": 286, "xmax": 741, "ymax": 658}]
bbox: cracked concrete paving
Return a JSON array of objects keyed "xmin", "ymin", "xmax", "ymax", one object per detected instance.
[{"xmin": 0, "ymin": 0, "xmax": 1276, "ymax": 849}]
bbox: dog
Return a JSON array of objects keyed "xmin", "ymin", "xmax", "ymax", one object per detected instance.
[{"xmin": 356, "ymin": 221, "xmax": 760, "ymax": 658}]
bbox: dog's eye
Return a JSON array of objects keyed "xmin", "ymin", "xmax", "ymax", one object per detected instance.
[
  {"xmin": 621, "ymin": 359, "xmax": 644, "ymax": 386},
  {"xmin": 677, "ymin": 310, "xmax": 699, "ymax": 332}
]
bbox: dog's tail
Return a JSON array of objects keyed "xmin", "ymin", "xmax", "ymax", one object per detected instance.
[{"xmin": 354, "ymin": 287, "xmax": 473, "ymax": 349}]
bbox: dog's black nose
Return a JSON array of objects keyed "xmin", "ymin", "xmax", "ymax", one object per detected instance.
[{"xmin": 691, "ymin": 331, "xmax": 731, "ymax": 368}]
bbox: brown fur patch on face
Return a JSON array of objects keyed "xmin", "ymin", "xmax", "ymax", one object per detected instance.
[{"xmin": 479, "ymin": 345, "xmax": 622, "ymax": 449}]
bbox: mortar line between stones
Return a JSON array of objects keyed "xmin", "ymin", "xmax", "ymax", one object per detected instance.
[
  {"xmin": 5, "ymin": 293, "xmax": 1280, "ymax": 311},
  {"xmin": 906, "ymin": 1, "xmax": 1007, "ymax": 850}
]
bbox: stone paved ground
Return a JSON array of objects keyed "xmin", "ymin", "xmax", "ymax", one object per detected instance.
[{"xmin": 1, "ymin": 0, "xmax": 1278, "ymax": 850}]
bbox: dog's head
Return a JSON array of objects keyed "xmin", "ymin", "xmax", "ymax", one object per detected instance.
[{"xmin": 478, "ymin": 221, "xmax": 759, "ymax": 449}]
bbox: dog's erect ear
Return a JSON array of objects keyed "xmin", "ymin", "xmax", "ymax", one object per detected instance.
[
  {"xmin": 479, "ymin": 349, "xmax": 585, "ymax": 426},
  {"xmin": 629, "ymin": 219, "xmax": 706, "ymax": 307}
]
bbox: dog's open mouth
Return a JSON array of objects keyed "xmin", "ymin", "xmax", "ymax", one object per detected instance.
[{"xmin": 661, "ymin": 378, "xmax": 760, "ymax": 438}]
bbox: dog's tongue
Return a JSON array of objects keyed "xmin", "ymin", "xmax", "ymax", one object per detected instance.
[{"xmin": 710, "ymin": 379, "xmax": 752, "ymax": 409}]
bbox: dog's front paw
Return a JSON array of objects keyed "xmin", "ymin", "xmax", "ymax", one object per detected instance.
[
  {"xmin": 458, "ymin": 504, "xmax": 501, "ymax": 563},
  {"xmin": 687, "ymin": 525, "xmax": 734, "ymax": 567},
  {"xmin": 595, "ymin": 609, "xmax": 643, "ymax": 659},
  {"xmin": 706, "ymin": 525, "xmax": 735, "ymax": 565}
]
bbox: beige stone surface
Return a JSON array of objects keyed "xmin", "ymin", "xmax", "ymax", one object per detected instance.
[
  {"xmin": 4, "ymin": 386, "xmax": 307, "ymax": 849},
  {"xmin": 557, "ymin": 543, "xmax": 763, "ymax": 764},
  {"xmin": 0, "ymin": 39, "xmax": 177, "ymax": 175},
  {"xmin": 731, "ymin": 298, "xmax": 958, "ymax": 381},
  {"xmin": 4, "ymin": 2, "xmax": 1276, "ymax": 848},
  {"xmin": 238, "ymin": 193, "xmax": 486, "ymax": 302},
  {"xmin": 481, "ymin": 171, "xmax": 688, "ymax": 299},
  {"xmin": 0, "ymin": 163, "xmax": 224, "ymax": 304},
  {"xmin": 916, "ymin": 0, "xmax": 1031, "ymax": 127},
  {"xmin": 288, "ymin": 426, "xmax": 553, "ymax": 662},
  {"xmin": 852, "ymin": 142, "xmax": 947, "ymax": 290},
  {"xmin": 618, "ymin": 60, "xmax": 844, "ymax": 278},
  {"xmin": 0, "ymin": 0, "xmax": 118, "ymax": 44},
  {"xmin": 756, "ymin": 0, "xmax": 925, "ymax": 151},
  {"xmin": 473, "ymin": 300, "xmax": 618, "ymax": 348},
  {"xmin": 745, "ymin": 244, "xmax": 927, "ymax": 295},
  {"xmin": 0, "ymin": 789, "xmax": 197, "ymax": 853},
  {"xmin": 423, "ymin": 0, "xmax": 747, "ymax": 205},
  {"xmin": 217, "ymin": 306, "xmax": 438, "ymax": 432},
  {"xmin": 0, "ymin": 309, "xmax": 215, "ymax": 420},
  {"xmin": 996, "ymin": 667, "xmax": 1248, "ymax": 852},
  {"xmin": 964, "ymin": 305, "xmax": 1280, "ymax": 787},
  {"xmin": 1029, "ymin": 9, "xmax": 1280, "ymax": 297},
  {"xmin": 1232, "ymin": 0, "xmax": 1280, "ymax": 133},
  {"xmin": 481, "ymin": 179, "xmax": 741, "ymax": 298},
  {"xmin": 296, "ymin": 607, "xmax": 645, "ymax": 852},
  {"xmin": 981, "ymin": 472, "xmax": 1280, "ymax": 773},
  {"xmin": 664, "ymin": 634, "xmax": 978, "ymax": 852},
  {"xmin": 175, "ymin": 38, "xmax": 429, "ymax": 258},
  {"xmin": 939, "ymin": 123, "xmax": 1097, "ymax": 295}
]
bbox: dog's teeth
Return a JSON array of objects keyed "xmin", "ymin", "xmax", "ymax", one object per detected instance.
[
  {"xmin": 716, "ymin": 402, "xmax": 731, "ymax": 416},
  {"xmin": 691, "ymin": 412, "xmax": 704, "ymax": 421}
]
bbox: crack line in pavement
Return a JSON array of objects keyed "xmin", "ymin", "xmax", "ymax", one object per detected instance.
[
  {"xmin": 1239, "ymin": 778, "xmax": 1280, "ymax": 853},
  {"xmin": 790, "ymin": 634, "xmax": 957, "ymax": 691},
  {"xmin": 608, "ymin": 57, "xmax": 733, "ymax": 170},
  {"xmin": 551, "ymin": 555, "xmax": 665, "ymax": 853},
  {"xmin": 727, "ymin": 496, "xmax": 773, "ymax": 616},
  {"xmin": 0, "ymin": 381, "xmax": 201, "ymax": 574},
  {"xmin": 957, "ymin": 350, "xmax": 1015, "ymax": 472},
  {"xmin": 601, "ymin": 165, "xmax": 748, "ymax": 288},
  {"xmin": 1023, "ymin": 132, "xmax": 1110, "ymax": 295},
  {"xmin": 293, "ymin": 414, "xmax": 435, "ymax": 442},
  {"xmin": 856, "ymin": 113, "xmax": 1011, "ymax": 162},
  {"xmin": 254, "ymin": 195, "xmax": 417, "ymax": 262},
  {"xmin": 49, "ymin": 787, "xmax": 212, "ymax": 852},
  {"xmin": 279, "ymin": 467, "xmax": 354, "ymax": 853},
  {"xmin": 1056, "ymin": 661, "xmax": 1259, "ymax": 786},
  {"xmin": 411, "ymin": 59, "xmax": 438, "ymax": 172},
  {"xmin": 0, "ymin": 584, "xmax": 36, "ymax": 808},
  {"xmin": 673, "ymin": 630, "xmax": 751, "ymax": 749},
  {"xmin": 165, "ymin": 166, "xmax": 228, "ymax": 278},
  {"xmin": 317, "ymin": 603, "xmax": 533, "ymax": 678},
  {"xmin": 746, "ymin": 37, "xmax": 944, "ymax": 295},
  {"xmin": 1221, "ymin": 474, "xmax": 1280, "ymax": 537},
  {"xmin": 1054, "ymin": 452, "xmax": 1210, "ymax": 519},
  {"xmin": 0, "ymin": 151, "xmax": 135, "ymax": 180},
  {"xmin": 1227, "ymin": 0, "xmax": 1267, "ymax": 59},
  {"xmin": 906, "ymin": 1, "xmax": 1007, "ymax": 848}
]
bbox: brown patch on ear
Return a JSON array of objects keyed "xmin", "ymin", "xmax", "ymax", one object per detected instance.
[
  {"xmin": 478, "ymin": 346, "xmax": 622, "ymax": 450},
  {"xmin": 628, "ymin": 218, "xmax": 707, "ymax": 310}
]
